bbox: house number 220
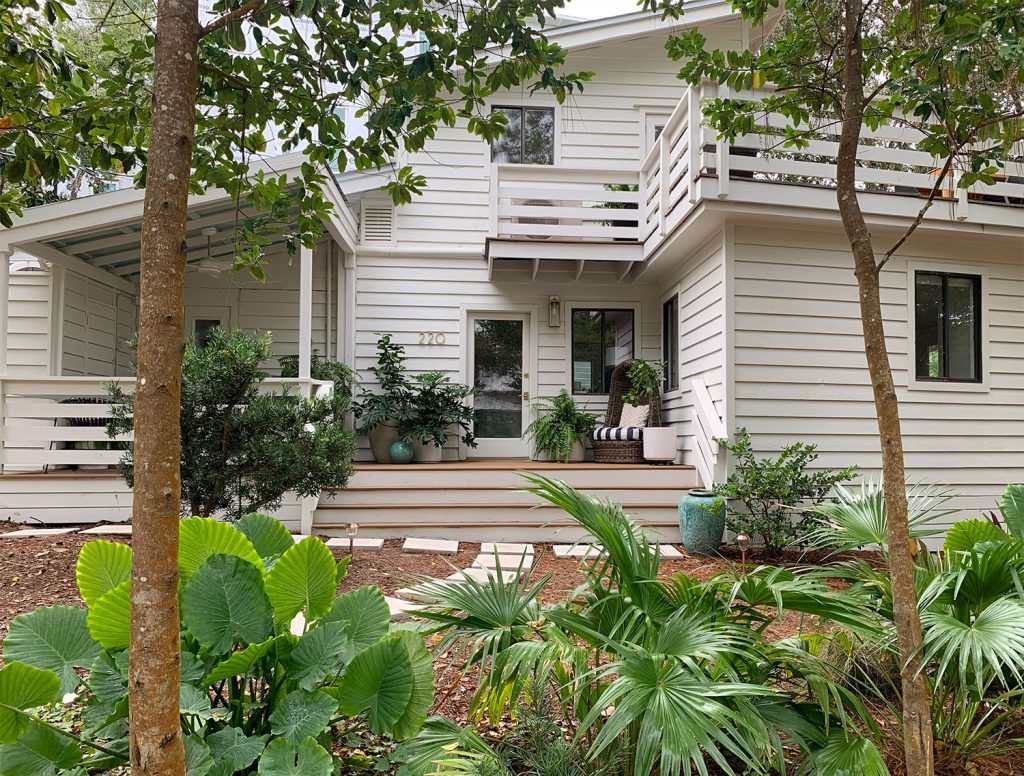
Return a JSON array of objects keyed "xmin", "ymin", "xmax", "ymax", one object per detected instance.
[{"xmin": 419, "ymin": 332, "xmax": 446, "ymax": 345}]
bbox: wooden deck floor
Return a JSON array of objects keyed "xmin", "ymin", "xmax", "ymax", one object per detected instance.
[{"xmin": 353, "ymin": 458, "xmax": 693, "ymax": 472}]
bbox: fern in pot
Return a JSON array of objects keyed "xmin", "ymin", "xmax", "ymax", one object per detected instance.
[{"xmin": 524, "ymin": 390, "xmax": 599, "ymax": 462}]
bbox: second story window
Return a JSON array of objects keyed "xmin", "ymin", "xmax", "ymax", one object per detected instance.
[
  {"xmin": 491, "ymin": 106, "xmax": 555, "ymax": 165},
  {"xmin": 914, "ymin": 270, "xmax": 982, "ymax": 382}
]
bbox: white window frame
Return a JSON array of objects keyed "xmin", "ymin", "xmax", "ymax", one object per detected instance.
[
  {"xmin": 565, "ymin": 301, "xmax": 642, "ymax": 399},
  {"xmin": 905, "ymin": 259, "xmax": 990, "ymax": 393},
  {"xmin": 486, "ymin": 99, "xmax": 562, "ymax": 166},
  {"xmin": 660, "ymin": 288, "xmax": 681, "ymax": 398}
]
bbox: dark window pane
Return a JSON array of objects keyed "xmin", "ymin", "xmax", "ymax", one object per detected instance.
[
  {"xmin": 524, "ymin": 108, "xmax": 555, "ymax": 164},
  {"xmin": 914, "ymin": 271, "xmax": 981, "ymax": 382},
  {"xmin": 915, "ymin": 273, "xmax": 944, "ymax": 379},
  {"xmin": 490, "ymin": 108, "xmax": 522, "ymax": 164},
  {"xmin": 193, "ymin": 319, "xmax": 222, "ymax": 348},
  {"xmin": 572, "ymin": 309, "xmax": 635, "ymax": 394},
  {"xmin": 663, "ymin": 296, "xmax": 679, "ymax": 391},
  {"xmin": 947, "ymin": 276, "xmax": 978, "ymax": 380},
  {"xmin": 473, "ymin": 319, "xmax": 523, "ymax": 437}
]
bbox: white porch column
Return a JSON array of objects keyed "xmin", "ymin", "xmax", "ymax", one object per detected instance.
[
  {"xmin": 298, "ymin": 243, "xmax": 313, "ymax": 380},
  {"xmin": 0, "ymin": 248, "xmax": 10, "ymax": 374}
]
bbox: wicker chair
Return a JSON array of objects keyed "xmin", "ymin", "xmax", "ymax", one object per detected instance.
[{"xmin": 592, "ymin": 360, "xmax": 662, "ymax": 464}]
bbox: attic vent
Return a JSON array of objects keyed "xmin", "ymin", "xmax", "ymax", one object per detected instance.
[{"xmin": 360, "ymin": 202, "xmax": 395, "ymax": 243}]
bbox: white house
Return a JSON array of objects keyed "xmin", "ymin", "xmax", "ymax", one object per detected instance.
[{"xmin": 2, "ymin": 5, "xmax": 1022, "ymax": 540}]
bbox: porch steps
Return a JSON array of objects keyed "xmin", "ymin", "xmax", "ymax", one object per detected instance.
[{"xmin": 312, "ymin": 459, "xmax": 696, "ymax": 542}]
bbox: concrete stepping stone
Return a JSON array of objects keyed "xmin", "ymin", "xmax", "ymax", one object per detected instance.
[
  {"xmin": 385, "ymin": 595, "xmax": 427, "ymax": 619},
  {"xmin": 553, "ymin": 544, "xmax": 602, "ymax": 559},
  {"xmin": 473, "ymin": 553, "xmax": 533, "ymax": 570},
  {"xmin": 480, "ymin": 542, "xmax": 534, "ymax": 555},
  {"xmin": 658, "ymin": 545, "xmax": 684, "ymax": 559},
  {"xmin": 80, "ymin": 524, "xmax": 133, "ymax": 535},
  {"xmin": 325, "ymin": 537, "xmax": 385, "ymax": 550},
  {"xmin": 3, "ymin": 527, "xmax": 76, "ymax": 538},
  {"xmin": 447, "ymin": 568, "xmax": 519, "ymax": 584},
  {"xmin": 403, "ymin": 537, "xmax": 459, "ymax": 555}
]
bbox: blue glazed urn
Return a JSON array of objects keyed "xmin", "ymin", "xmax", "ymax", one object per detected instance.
[
  {"xmin": 388, "ymin": 440, "xmax": 414, "ymax": 464},
  {"xmin": 678, "ymin": 488, "xmax": 726, "ymax": 556}
]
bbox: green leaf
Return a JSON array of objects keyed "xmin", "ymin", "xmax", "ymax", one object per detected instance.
[
  {"xmin": 0, "ymin": 720, "xmax": 81, "ymax": 776},
  {"xmin": 76, "ymin": 540, "xmax": 132, "ymax": 608},
  {"xmin": 180, "ymin": 684, "xmax": 220, "ymax": 722},
  {"xmin": 388, "ymin": 630, "xmax": 435, "ymax": 739},
  {"xmin": 182, "ymin": 555, "xmax": 274, "ymax": 655},
  {"xmin": 288, "ymin": 622, "xmax": 348, "ymax": 691},
  {"xmin": 206, "ymin": 727, "xmax": 267, "ymax": 771},
  {"xmin": 184, "ymin": 734, "xmax": 215, "ymax": 776},
  {"xmin": 237, "ymin": 513, "xmax": 295, "ymax": 559},
  {"xmin": 0, "ymin": 662, "xmax": 61, "ymax": 744},
  {"xmin": 85, "ymin": 581, "xmax": 130, "ymax": 651},
  {"xmin": 944, "ymin": 518, "xmax": 1009, "ymax": 553},
  {"xmin": 336, "ymin": 637, "xmax": 413, "ymax": 734},
  {"xmin": 1000, "ymin": 484, "xmax": 1024, "ymax": 539},
  {"xmin": 203, "ymin": 637, "xmax": 275, "ymax": 683},
  {"xmin": 264, "ymin": 537, "xmax": 338, "ymax": 624},
  {"xmin": 88, "ymin": 651, "xmax": 127, "ymax": 705},
  {"xmin": 268, "ymin": 689, "xmax": 338, "ymax": 746},
  {"xmin": 179, "ymin": 517, "xmax": 264, "ymax": 585},
  {"xmin": 3, "ymin": 606, "xmax": 100, "ymax": 694},
  {"xmin": 321, "ymin": 585, "xmax": 390, "ymax": 658},
  {"xmin": 257, "ymin": 736, "xmax": 332, "ymax": 776}
]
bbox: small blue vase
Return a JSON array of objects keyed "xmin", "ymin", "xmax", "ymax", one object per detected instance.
[
  {"xmin": 388, "ymin": 440, "xmax": 414, "ymax": 464},
  {"xmin": 678, "ymin": 488, "xmax": 726, "ymax": 556}
]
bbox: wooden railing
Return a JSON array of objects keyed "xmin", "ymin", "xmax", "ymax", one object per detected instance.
[
  {"xmin": 490, "ymin": 164, "xmax": 641, "ymax": 242},
  {"xmin": 0, "ymin": 376, "xmax": 333, "ymax": 473},
  {"xmin": 690, "ymin": 379, "xmax": 726, "ymax": 489}
]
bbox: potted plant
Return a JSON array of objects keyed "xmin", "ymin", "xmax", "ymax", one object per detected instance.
[
  {"xmin": 352, "ymin": 334, "xmax": 413, "ymax": 463},
  {"xmin": 402, "ymin": 371, "xmax": 476, "ymax": 463},
  {"xmin": 620, "ymin": 359, "xmax": 676, "ymax": 462},
  {"xmin": 523, "ymin": 390, "xmax": 599, "ymax": 463}
]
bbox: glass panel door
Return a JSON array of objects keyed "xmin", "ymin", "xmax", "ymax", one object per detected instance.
[{"xmin": 470, "ymin": 314, "xmax": 529, "ymax": 457}]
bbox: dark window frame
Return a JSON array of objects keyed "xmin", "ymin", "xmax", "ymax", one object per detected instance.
[
  {"xmin": 662, "ymin": 295, "xmax": 679, "ymax": 392},
  {"xmin": 571, "ymin": 308, "xmax": 636, "ymax": 395},
  {"xmin": 914, "ymin": 270, "xmax": 983, "ymax": 383},
  {"xmin": 490, "ymin": 105, "xmax": 556, "ymax": 165}
]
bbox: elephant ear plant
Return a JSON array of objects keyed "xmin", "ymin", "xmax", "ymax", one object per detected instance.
[{"xmin": 0, "ymin": 514, "xmax": 433, "ymax": 775}]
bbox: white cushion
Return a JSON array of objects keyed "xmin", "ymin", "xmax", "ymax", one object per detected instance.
[{"xmin": 619, "ymin": 402, "xmax": 650, "ymax": 428}]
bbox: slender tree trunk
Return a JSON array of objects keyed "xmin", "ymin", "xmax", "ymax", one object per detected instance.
[
  {"xmin": 835, "ymin": 2, "xmax": 933, "ymax": 774},
  {"xmin": 128, "ymin": 0, "xmax": 199, "ymax": 774}
]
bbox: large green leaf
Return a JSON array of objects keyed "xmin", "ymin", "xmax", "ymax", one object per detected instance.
[
  {"xmin": 257, "ymin": 736, "xmax": 333, "ymax": 776},
  {"xmin": 797, "ymin": 728, "xmax": 889, "ymax": 776},
  {"xmin": 179, "ymin": 517, "xmax": 264, "ymax": 585},
  {"xmin": 75, "ymin": 540, "xmax": 132, "ymax": 608},
  {"xmin": 88, "ymin": 651, "xmax": 127, "ymax": 705},
  {"xmin": 388, "ymin": 630, "xmax": 435, "ymax": 739},
  {"xmin": 238, "ymin": 513, "xmax": 296, "ymax": 559},
  {"xmin": 85, "ymin": 580, "xmax": 131, "ymax": 651},
  {"xmin": 268, "ymin": 689, "xmax": 338, "ymax": 746},
  {"xmin": 944, "ymin": 518, "xmax": 1009, "ymax": 553},
  {"xmin": 184, "ymin": 734, "xmax": 214, "ymax": 776},
  {"xmin": 0, "ymin": 720, "xmax": 81, "ymax": 776},
  {"xmin": 3, "ymin": 606, "xmax": 100, "ymax": 695},
  {"xmin": 204, "ymin": 637, "xmax": 275, "ymax": 684},
  {"xmin": 182, "ymin": 555, "xmax": 274, "ymax": 655},
  {"xmin": 0, "ymin": 662, "xmax": 61, "ymax": 744},
  {"xmin": 206, "ymin": 726, "xmax": 267, "ymax": 772},
  {"xmin": 1000, "ymin": 484, "xmax": 1024, "ymax": 540},
  {"xmin": 264, "ymin": 537, "xmax": 338, "ymax": 624},
  {"xmin": 321, "ymin": 585, "xmax": 390, "ymax": 658},
  {"xmin": 288, "ymin": 622, "xmax": 349, "ymax": 691},
  {"xmin": 336, "ymin": 636, "xmax": 413, "ymax": 734}
]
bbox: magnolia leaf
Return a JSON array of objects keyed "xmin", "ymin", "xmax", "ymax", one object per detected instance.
[
  {"xmin": 288, "ymin": 622, "xmax": 349, "ymax": 691},
  {"xmin": 85, "ymin": 581, "xmax": 131, "ymax": 651},
  {"xmin": 75, "ymin": 540, "xmax": 132, "ymax": 608},
  {"xmin": 3, "ymin": 606, "xmax": 100, "ymax": 694},
  {"xmin": 257, "ymin": 736, "xmax": 332, "ymax": 776},
  {"xmin": 388, "ymin": 630, "xmax": 435, "ymax": 739},
  {"xmin": 336, "ymin": 636, "xmax": 413, "ymax": 734},
  {"xmin": 182, "ymin": 555, "xmax": 274, "ymax": 655},
  {"xmin": 179, "ymin": 517, "xmax": 264, "ymax": 585},
  {"xmin": 203, "ymin": 637, "xmax": 275, "ymax": 684},
  {"xmin": 0, "ymin": 662, "xmax": 61, "ymax": 744},
  {"xmin": 237, "ymin": 513, "xmax": 295, "ymax": 560},
  {"xmin": 1000, "ymin": 484, "xmax": 1024, "ymax": 540},
  {"xmin": 206, "ymin": 726, "xmax": 267, "ymax": 771},
  {"xmin": 321, "ymin": 585, "xmax": 390, "ymax": 658},
  {"xmin": 264, "ymin": 537, "xmax": 337, "ymax": 624},
  {"xmin": 268, "ymin": 689, "xmax": 338, "ymax": 746},
  {"xmin": 0, "ymin": 720, "xmax": 81, "ymax": 776}
]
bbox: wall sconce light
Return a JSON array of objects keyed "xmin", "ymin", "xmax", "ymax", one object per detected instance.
[{"xmin": 549, "ymin": 295, "xmax": 562, "ymax": 327}]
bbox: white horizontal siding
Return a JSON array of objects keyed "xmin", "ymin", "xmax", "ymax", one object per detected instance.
[
  {"xmin": 61, "ymin": 269, "xmax": 136, "ymax": 377},
  {"xmin": 6, "ymin": 270, "xmax": 51, "ymax": 375},
  {"xmin": 731, "ymin": 225, "xmax": 1024, "ymax": 525}
]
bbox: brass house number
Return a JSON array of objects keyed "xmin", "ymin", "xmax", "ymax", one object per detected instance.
[{"xmin": 418, "ymin": 332, "xmax": 447, "ymax": 345}]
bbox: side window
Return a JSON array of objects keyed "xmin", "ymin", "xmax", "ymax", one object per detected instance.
[
  {"xmin": 491, "ymin": 106, "xmax": 555, "ymax": 165},
  {"xmin": 914, "ymin": 270, "xmax": 982, "ymax": 382},
  {"xmin": 662, "ymin": 295, "xmax": 679, "ymax": 391},
  {"xmin": 193, "ymin": 318, "xmax": 222, "ymax": 348}
]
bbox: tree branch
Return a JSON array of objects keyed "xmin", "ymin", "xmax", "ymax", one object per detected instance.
[
  {"xmin": 199, "ymin": 0, "xmax": 267, "ymax": 37},
  {"xmin": 877, "ymin": 153, "xmax": 954, "ymax": 270}
]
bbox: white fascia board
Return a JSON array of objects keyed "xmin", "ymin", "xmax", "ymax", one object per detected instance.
[{"xmin": 541, "ymin": 1, "xmax": 736, "ymax": 50}]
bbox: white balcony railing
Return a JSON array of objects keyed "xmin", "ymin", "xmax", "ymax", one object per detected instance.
[{"xmin": 0, "ymin": 376, "xmax": 333, "ymax": 473}]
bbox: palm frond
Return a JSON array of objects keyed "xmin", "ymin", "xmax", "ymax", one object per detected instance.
[{"xmin": 797, "ymin": 728, "xmax": 890, "ymax": 776}]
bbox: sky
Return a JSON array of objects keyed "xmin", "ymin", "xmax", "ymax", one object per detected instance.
[{"xmin": 561, "ymin": 0, "xmax": 645, "ymax": 20}]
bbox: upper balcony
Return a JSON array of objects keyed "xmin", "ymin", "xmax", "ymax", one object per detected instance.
[{"xmin": 485, "ymin": 83, "xmax": 1023, "ymax": 273}]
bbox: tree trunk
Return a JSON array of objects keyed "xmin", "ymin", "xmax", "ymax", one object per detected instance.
[
  {"xmin": 836, "ymin": 2, "xmax": 934, "ymax": 774},
  {"xmin": 128, "ymin": 0, "xmax": 199, "ymax": 774}
]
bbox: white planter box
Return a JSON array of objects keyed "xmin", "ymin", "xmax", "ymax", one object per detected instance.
[{"xmin": 643, "ymin": 427, "xmax": 678, "ymax": 463}]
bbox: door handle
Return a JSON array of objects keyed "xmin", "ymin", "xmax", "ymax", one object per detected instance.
[{"xmin": 522, "ymin": 391, "xmax": 530, "ymax": 401}]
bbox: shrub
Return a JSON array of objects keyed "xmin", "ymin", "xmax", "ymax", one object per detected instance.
[
  {"xmin": 107, "ymin": 328, "xmax": 355, "ymax": 518},
  {"xmin": 352, "ymin": 334, "xmax": 414, "ymax": 435},
  {"xmin": 712, "ymin": 427, "xmax": 858, "ymax": 555},
  {"xmin": 0, "ymin": 515, "xmax": 433, "ymax": 775},
  {"xmin": 278, "ymin": 350, "xmax": 358, "ymax": 400},
  {"xmin": 401, "ymin": 370, "xmax": 476, "ymax": 449}
]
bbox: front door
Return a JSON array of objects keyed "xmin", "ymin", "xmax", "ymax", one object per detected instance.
[{"xmin": 469, "ymin": 313, "xmax": 530, "ymax": 457}]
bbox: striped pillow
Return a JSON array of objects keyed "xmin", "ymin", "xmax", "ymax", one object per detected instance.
[
  {"xmin": 593, "ymin": 427, "xmax": 645, "ymax": 441},
  {"xmin": 619, "ymin": 402, "xmax": 650, "ymax": 428}
]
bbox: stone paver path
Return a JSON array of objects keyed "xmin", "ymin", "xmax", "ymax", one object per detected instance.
[
  {"xmin": 403, "ymin": 537, "xmax": 459, "ymax": 555},
  {"xmin": 324, "ymin": 537, "xmax": 385, "ymax": 550},
  {"xmin": 2, "ymin": 527, "xmax": 77, "ymax": 538},
  {"xmin": 80, "ymin": 524, "xmax": 133, "ymax": 535}
]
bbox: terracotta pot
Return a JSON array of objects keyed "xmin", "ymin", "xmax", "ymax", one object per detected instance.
[
  {"xmin": 413, "ymin": 439, "xmax": 443, "ymax": 463},
  {"xmin": 367, "ymin": 420, "xmax": 399, "ymax": 463}
]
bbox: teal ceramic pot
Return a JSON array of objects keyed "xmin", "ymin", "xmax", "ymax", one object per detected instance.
[
  {"xmin": 678, "ymin": 488, "xmax": 726, "ymax": 556},
  {"xmin": 388, "ymin": 440, "xmax": 414, "ymax": 464}
]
